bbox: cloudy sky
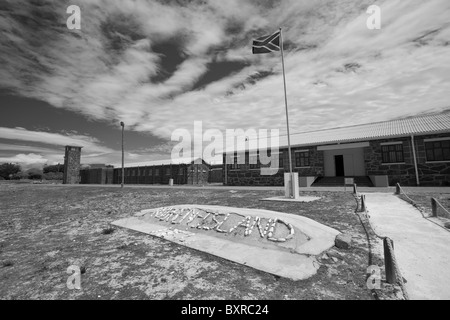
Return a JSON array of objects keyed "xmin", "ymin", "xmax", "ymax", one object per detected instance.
[{"xmin": 1, "ymin": 0, "xmax": 449, "ymax": 168}]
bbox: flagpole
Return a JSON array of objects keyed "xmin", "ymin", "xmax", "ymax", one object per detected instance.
[{"xmin": 279, "ymin": 27, "xmax": 295, "ymax": 198}]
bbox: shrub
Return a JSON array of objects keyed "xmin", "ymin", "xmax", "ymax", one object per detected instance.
[
  {"xmin": 0, "ymin": 163, "xmax": 21, "ymax": 180},
  {"xmin": 43, "ymin": 172, "xmax": 63, "ymax": 180}
]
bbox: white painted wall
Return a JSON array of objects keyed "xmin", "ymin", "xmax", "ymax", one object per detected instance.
[{"xmin": 324, "ymin": 148, "xmax": 365, "ymax": 177}]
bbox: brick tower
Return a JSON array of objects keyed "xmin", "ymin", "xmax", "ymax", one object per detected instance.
[{"xmin": 63, "ymin": 145, "xmax": 82, "ymax": 184}]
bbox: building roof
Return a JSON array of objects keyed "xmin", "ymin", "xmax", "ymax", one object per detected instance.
[
  {"xmin": 227, "ymin": 110, "xmax": 450, "ymax": 153},
  {"xmin": 112, "ymin": 157, "xmax": 204, "ymax": 169},
  {"xmin": 284, "ymin": 110, "xmax": 450, "ymax": 147}
]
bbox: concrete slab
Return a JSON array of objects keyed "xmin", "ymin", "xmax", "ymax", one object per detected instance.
[
  {"xmin": 260, "ymin": 196, "xmax": 320, "ymax": 203},
  {"xmin": 364, "ymin": 193, "xmax": 450, "ymax": 300},
  {"xmin": 112, "ymin": 205, "xmax": 340, "ymax": 280}
]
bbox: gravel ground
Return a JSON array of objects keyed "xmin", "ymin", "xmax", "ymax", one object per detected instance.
[{"xmin": 0, "ymin": 183, "xmax": 399, "ymax": 300}]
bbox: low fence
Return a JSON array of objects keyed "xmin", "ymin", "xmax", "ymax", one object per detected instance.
[
  {"xmin": 395, "ymin": 183, "xmax": 450, "ymax": 220},
  {"xmin": 353, "ymin": 183, "xmax": 409, "ymax": 300}
]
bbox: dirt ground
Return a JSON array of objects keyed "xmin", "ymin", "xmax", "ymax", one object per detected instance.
[
  {"xmin": 398, "ymin": 191, "xmax": 450, "ymax": 219},
  {"xmin": 0, "ymin": 183, "xmax": 399, "ymax": 300}
]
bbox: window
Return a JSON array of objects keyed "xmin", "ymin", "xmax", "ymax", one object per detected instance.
[
  {"xmin": 179, "ymin": 168, "xmax": 184, "ymax": 175},
  {"xmin": 249, "ymin": 153, "xmax": 258, "ymax": 169},
  {"xmin": 381, "ymin": 144, "xmax": 404, "ymax": 163},
  {"xmin": 425, "ymin": 140, "xmax": 450, "ymax": 162},
  {"xmin": 154, "ymin": 169, "xmax": 159, "ymax": 176},
  {"xmin": 295, "ymin": 151, "xmax": 309, "ymax": 167},
  {"xmin": 231, "ymin": 155, "xmax": 241, "ymax": 169},
  {"xmin": 166, "ymin": 168, "xmax": 171, "ymax": 175},
  {"xmin": 269, "ymin": 152, "xmax": 283, "ymax": 168}
]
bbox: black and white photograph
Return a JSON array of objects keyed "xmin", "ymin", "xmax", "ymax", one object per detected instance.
[{"xmin": 1, "ymin": 0, "xmax": 449, "ymax": 306}]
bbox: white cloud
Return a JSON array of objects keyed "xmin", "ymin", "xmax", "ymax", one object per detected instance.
[
  {"xmin": 0, "ymin": 0, "xmax": 449, "ymax": 147},
  {"xmin": 0, "ymin": 153, "xmax": 49, "ymax": 170}
]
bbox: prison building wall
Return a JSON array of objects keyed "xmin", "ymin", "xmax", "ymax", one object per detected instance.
[
  {"xmin": 111, "ymin": 158, "xmax": 210, "ymax": 185},
  {"xmin": 223, "ymin": 111, "xmax": 450, "ymax": 187},
  {"xmin": 80, "ymin": 168, "xmax": 114, "ymax": 184}
]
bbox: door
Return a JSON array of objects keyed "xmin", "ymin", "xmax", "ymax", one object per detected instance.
[{"xmin": 334, "ymin": 155, "xmax": 344, "ymax": 176}]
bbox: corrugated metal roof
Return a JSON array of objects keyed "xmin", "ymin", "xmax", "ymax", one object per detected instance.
[
  {"xmin": 266, "ymin": 111, "xmax": 450, "ymax": 150},
  {"xmin": 112, "ymin": 157, "xmax": 203, "ymax": 169}
]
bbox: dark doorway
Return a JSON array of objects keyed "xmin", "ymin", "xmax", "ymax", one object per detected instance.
[{"xmin": 334, "ymin": 155, "xmax": 345, "ymax": 176}]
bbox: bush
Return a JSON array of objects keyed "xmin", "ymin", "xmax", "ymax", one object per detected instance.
[
  {"xmin": 26, "ymin": 168, "xmax": 43, "ymax": 180},
  {"xmin": 0, "ymin": 163, "xmax": 21, "ymax": 180},
  {"xmin": 43, "ymin": 172, "xmax": 63, "ymax": 180},
  {"xmin": 43, "ymin": 164, "xmax": 64, "ymax": 174}
]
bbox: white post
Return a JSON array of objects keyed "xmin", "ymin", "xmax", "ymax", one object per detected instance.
[
  {"xmin": 411, "ymin": 135, "xmax": 420, "ymax": 186},
  {"xmin": 120, "ymin": 121, "xmax": 124, "ymax": 188},
  {"xmin": 280, "ymin": 28, "xmax": 295, "ymax": 198}
]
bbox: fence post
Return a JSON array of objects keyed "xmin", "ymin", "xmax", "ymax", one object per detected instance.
[
  {"xmin": 431, "ymin": 198, "xmax": 438, "ymax": 217},
  {"xmin": 395, "ymin": 183, "xmax": 401, "ymax": 195},
  {"xmin": 384, "ymin": 237, "xmax": 397, "ymax": 284},
  {"xmin": 360, "ymin": 194, "xmax": 366, "ymax": 212},
  {"xmin": 353, "ymin": 183, "xmax": 357, "ymax": 195}
]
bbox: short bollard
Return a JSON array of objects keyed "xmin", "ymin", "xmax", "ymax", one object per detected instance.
[
  {"xmin": 384, "ymin": 237, "xmax": 397, "ymax": 284},
  {"xmin": 431, "ymin": 198, "xmax": 437, "ymax": 217},
  {"xmin": 353, "ymin": 183, "xmax": 357, "ymax": 195},
  {"xmin": 395, "ymin": 183, "xmax": 401, "ymax": 195},
  {"xmin": 360, "ymin": 194, "xmax": 366, "ymax": 212}
]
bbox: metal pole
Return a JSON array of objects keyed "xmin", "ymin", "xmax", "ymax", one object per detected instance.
[
  {"xmin": 120, "ymin": 121, "xmax": 124, "ymax": 188},
  {"xmin": 411, "ymin": 135, "xmax": 420, "ymax": 186},
  {"xmin": 280, "ymin": 28, "xmax": 295, "ymax": 198},
  {"xmin": 224, "ymin": 154, "xmax": 227, "ymax": 185}
]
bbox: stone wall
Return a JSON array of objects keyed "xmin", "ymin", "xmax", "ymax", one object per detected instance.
[
  {"xmin": 111, "ymin": 162, "xmax": 210, "ymax": 185},
  {"xmin": 224, "ymin": 146, "xmax": 324, "ymax": 186},
  {"xmin": 187, "ymin": 163, "xmax": 209, "ymax": 185},
  {"xmin": 113, "ymin": 164, "xmax": 189, "ymax": 185},
  {"xmin": 63, "ymin": 146, "xmax": 82, "ymax": 184},
  {"xmin": 364, "ymin": 134, "xmax": 450, "ymax": 186},
  {"xmin": 80, "ymin": 168, "xmax": 113, "ymax": 184}
]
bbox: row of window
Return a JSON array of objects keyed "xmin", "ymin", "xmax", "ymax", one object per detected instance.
[
  {"xmin": 226, "ymin": 139, "xmax": 450, "ymax": 168},
  {"xmin": 382, "ymin": 140, "xmax": 450, "ymax": 163},
  {"xmin": 118, "ymin": 167, "xmax": 210, "ymax": 177},
  {"xmin": 118, "ymin": 168, "xmax": 183, "ymax": 177},
  {"xmin": 229, "ymin": 151, "xmax": 309, "ymax": 169}
]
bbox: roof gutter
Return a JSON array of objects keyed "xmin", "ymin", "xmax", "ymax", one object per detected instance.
[{"xmin": 411, "ymin": 135, "xmax": 420, "ymax": 186}]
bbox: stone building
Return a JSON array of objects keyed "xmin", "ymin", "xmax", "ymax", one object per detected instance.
[
  {"xmin": 80, "ymin": 165, "xmax": 114, "ymax": 184},
  {"xmin": 111, "ymin": 157, "xmax": 210, "ymax": 185},
  {"xmin": 63, "ymin": 145, "xmax": 82, "ymax": 184},
  {"xmin": 223, "ymin": 111, "xmax": 450, "ymax": 187}
]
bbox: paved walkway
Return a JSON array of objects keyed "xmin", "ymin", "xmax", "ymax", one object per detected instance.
[{"xmin": 364, "ymin": 193, "xmax": 450, "ymax": 300}]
